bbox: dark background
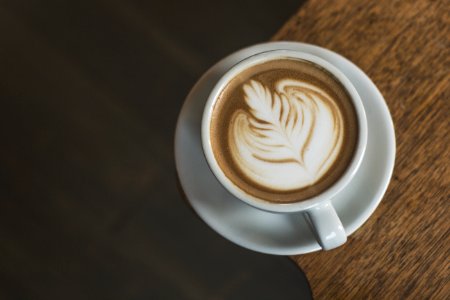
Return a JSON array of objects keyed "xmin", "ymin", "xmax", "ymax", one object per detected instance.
[{"xmin": 0, "ymin": 0, "xmax": 312, "ymax": 299}]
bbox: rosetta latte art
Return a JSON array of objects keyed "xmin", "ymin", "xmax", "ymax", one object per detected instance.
[{"xmin": 229, "ymin": 79, "xmax": 344, "ymax": 191}]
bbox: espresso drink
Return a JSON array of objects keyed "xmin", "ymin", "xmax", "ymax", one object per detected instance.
[{"xmin": 209, "ymin": 58, "xmax": 358, "ymax": 203}]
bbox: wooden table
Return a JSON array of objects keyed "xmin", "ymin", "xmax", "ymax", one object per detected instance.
[{"xmin": 273, "ymin": 0, "xmax": 450, "ymax": 298}]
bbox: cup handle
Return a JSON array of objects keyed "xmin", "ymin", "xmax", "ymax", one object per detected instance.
[{"xmin": 305, "ymin": 201, "xmax": 347, "ymax": 250}]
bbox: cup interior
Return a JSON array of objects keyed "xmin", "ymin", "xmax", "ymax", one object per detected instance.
[{"xmin": 201, "ymin": 49, "xmax": 368, "ymax": 213}]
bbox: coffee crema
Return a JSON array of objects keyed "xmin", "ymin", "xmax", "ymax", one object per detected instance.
[{"xmin": 209, "ymin": 58, "xmax": 358, "ymax": 203}]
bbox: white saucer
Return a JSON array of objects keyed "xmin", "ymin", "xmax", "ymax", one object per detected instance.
[{"xmin": 175, "ymin": 42, "xmax": 395, "ymax": 255}]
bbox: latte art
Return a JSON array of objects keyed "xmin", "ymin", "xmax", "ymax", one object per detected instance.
[
  {"xmin": 229, "ymin": 79, "xmax": 344, "ymax": 190},
  {"xmin": 209, "ymin": 58, "xmax": 358, "ymax": 203}
]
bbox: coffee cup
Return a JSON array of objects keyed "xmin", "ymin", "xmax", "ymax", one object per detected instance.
[{"xmin": 201, "ymin": 49, "xmax": 367, "ymax": 250}]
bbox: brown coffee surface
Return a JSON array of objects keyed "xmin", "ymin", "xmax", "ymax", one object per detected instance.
[{"xmin": 210, "ymin": 58, "xmax": 358, "ymax": 203}]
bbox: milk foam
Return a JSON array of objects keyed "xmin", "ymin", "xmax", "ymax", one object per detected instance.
[{"xmin": 229, "ymin": 79, "xmax": 344, "ymax": 191}]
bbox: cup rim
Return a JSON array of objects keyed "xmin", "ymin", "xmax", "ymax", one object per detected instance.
[{"xmin": 201, "ymin": 49, "xmax": 368, "ymax": 213}]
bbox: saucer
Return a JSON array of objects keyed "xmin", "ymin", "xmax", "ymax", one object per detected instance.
[{"xmin": 174, "ymin": 42, "xmax": 395, "ymax": 255}]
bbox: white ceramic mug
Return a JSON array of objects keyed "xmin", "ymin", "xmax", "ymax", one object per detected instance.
[{"xmin": 201, "ymin": 49, "xmax": 368, "ymax": 250}]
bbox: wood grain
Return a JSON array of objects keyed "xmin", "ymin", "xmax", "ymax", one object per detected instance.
[{"xmin": 274, "ymin": 0, "xmax": 450, "ymax": 298}]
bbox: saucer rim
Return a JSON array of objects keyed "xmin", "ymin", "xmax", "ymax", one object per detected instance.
[{"xmin": 175, "ymin": 41, "xmax": 396, "ymax": 255}]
